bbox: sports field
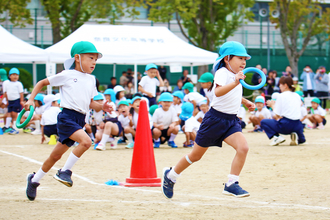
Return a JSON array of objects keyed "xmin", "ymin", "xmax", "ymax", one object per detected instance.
[{"xmin": 1, "ymin": 115, "xmax": 330, "ymax": 220}]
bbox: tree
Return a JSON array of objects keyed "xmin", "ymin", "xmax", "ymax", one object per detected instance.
[
  {"xmin": 0, "ymin": 0, "xmax": 33, "ymax": 27},
  {"xmin": 146, "ymin": 0, "xmax": 254, "ymax": 81},
  {"xmin": 270, "ymin": 0, "xmax": 330, "ymax": 76}
]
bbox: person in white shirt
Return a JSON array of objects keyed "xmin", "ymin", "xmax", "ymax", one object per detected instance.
[
  {"xmin": 300, "ymin": 65, "xmax": 315, "ymax": 97},
  {"xmin": 182, "ymin": 82, "xmax": 207, "ymax": 116},
  {"xmin": 248, "ymin": 97, "xmax": 271, "ymax": 132},
  {"xmin": 237, "ymin": 105, "xmax": 246, "ymax": 129},
  {"xmin": 138, "ymin": 63, "xmax": 164, "ymax": 106},
  {"xmin": 181, "ymin": 102, "xmax": 200, "ymax": 147},
  {"xmin": 260, "ymin": 76, "xmax": 306, "ymax": 146},
  {"xmin": 307, "ymin": 98, "xmax": 326, "ymax": 129},
  {"xmin": 171, "ymin": 91, "xmax": 184, "ymax": 117},
  {"xmin": 40, "ymin": 94, "xmax": 61, "ymax": 144},
  {"xmin": 117, "ymin": 100, "xmax": 133, "ymax": 145},
  {"xmin": 152, "ymin": 92, "xmax": 179, "ymax": 148},
  {"xmin": 24, "ymin": 41, "xmax": 113, "ymax": 201},
  {"xmin": 162, "ymin": 41, "xmax": 256, "ymax": 199},
  {"xmin": 195, "ymin": 101, "xmax": 209, "ymax": 123},
  {"xmin": 198, "ymin": 72, "xmax": 214, "ymax": 105},
  {"xmin": 114, "ymin": 85, "xmax": 126, "ymax": 107},
  {"xmin": 299, "ymin": 97, "xmax": 308, "ymax": 128},
  {"xmin": 3, "ymin": 68, "xmax": 24, "ymax": 134}
]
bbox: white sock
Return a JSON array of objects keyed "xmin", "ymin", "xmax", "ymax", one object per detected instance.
[
  {"xmin": 34, "ymin": 120, "xmax": 41, "ymax": 131},
  {"xmin": 32, "ymin": 168, "xmax": 47, "ymax": 183},
  {"xmin": 100, "ymin": 134, "xmax": 109, "ymax": 145},
  {"xmin": 256, "ymin": 125, "xmax": 260, "ymax": 129},
  {"xmin": 125, "ymin": 133, "xmax": 133, "ymax": 143},
  {"xmin": 13, "ymin": 121, "xmax": 17, "ymax": 130},
  {"xmin": 108, "ymin": 137, "xmax": 115, "ymax": 142},
  {"xmin": 167, "ymin": 167, "xmax": 181, "ymax": 183},
  {"xmin": 169, "ymin": 134, "xmax": 177, "ymax": 142},
  {"xmin": 226, "ymin": 174, "xmax": 239, "ymax": 187},
  {"xmin": 62, "ymin": 152, "xmax": 79, "ymax": 171},
  {"xmin": 154, "ymin": 138, "xmax": 160, "ymax": 142},
  {"xmin": 5, "ymin": 117, "xmax": 12, "ymax": 128}
]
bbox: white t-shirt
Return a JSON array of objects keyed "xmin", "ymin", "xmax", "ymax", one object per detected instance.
[
  {"xmin": 185, "ymin": 116, "xmax": 200, "ymax": 132},
  {"xmin": 183, "ymin": 92, "xmax": 207, "ymax": 106},
  {"xmin": 203, "ymin": 88, "xmax": 214, "ymax": 104},
  {"xmin": 41, "ymin": 107, "xmax": 61, "ymax": 126},
  {"xmin": 195, "ymin": 111, "xmax": 205, "ymax": 121},
  {"xmin": 48, "ymin": 70, "xmax": 98, "ymax": 114},
  {"xmin": 35, "ymin": 106, "xmax": 45, "ymax": 115},
  {"xmin": 300, "ymin": 105, "xmax": 307, "ymax": 120},
  {"xmin": 133, "ymin": 111, "xmax": 153, "ymax": 129},
  {"xmin": 3, "ymin": 81, "xmax": 23, "ymax": 101},
  {"xmin": 118, "ymin": 114, "xmax": 130, "ymax": 128},
  {"xmin": 237, "ymin": 106, "xmax": 246, "ymax": 122},
  {"xmin": 274, "ymin": 91, "xmax": 301, "ymax": 120},
  {"xmin": 152, "ymin": 107, "xmax": 178, "ymax": 129},
  {"xmin": 255, "ymin": 107, "xmax": 272, "ymax": 119},
  {"xmin": 171, "ymin": 104, "xmax": 182, "ymax": 115},
  {"xmin": 85, "ymin": 110, "xmax": 106, "ymax": 125},
  {"xmin": 312, "ymin": 106, "xmax": 326, "ymax": 117},
  {"xmin": 211, "ymin": 67, "xmax": 242, "ymax": 114},
  {"xmin": 139, "ymin": 75, "xmax": 160, "ymax": 97}
]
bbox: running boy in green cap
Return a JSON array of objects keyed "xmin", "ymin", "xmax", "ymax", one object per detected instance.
[{"xmin": 25, "ymin": 41, "xmax": 113, "ymax": 201}]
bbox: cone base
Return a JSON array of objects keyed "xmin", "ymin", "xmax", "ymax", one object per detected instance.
[{"xmin": 124, "ymin": 177, "xmax": 161, "ymax": 187}]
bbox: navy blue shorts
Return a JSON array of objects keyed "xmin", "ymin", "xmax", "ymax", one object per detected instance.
[
  {"xmin": 143, "ymin": 95, "xmax": 156, "ymax": 106},
  {"xmin": 57, "ymin": 108, "xmax": 86, "ymax": 147},
  {"xmin": 152, "ymin": 127, "xmax": 170, "ymax": 144},
  {"xmin": 195, "ymin": 107, "xmax": 242, "ymax": 148},
  {"xmin": 44, "ymin": 124, "xmax": 58, "ymax": 137},
  {"xmin": 317, "ymin": 118, "xmax": 327, "ymax": 126},
  {"xmin": 8, "ymin": 99, "xmax": 21, "ymax": 113}
]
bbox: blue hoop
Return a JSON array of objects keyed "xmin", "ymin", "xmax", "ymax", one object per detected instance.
[{"xmin": 240, "ymin": 67, "xmax": 266, "ymax": 90}]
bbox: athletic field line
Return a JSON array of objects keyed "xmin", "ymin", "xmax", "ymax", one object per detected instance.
[{"xmin": 1, "ymin": 149, "xmax": 330, "ymax": 211}]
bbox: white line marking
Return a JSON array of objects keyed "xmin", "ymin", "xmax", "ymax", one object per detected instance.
[{"xmin": 1, "ymin": 149, "xmax": 330, "ymax": 211}]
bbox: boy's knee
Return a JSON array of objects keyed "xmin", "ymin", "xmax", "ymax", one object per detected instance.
[
  {"xmin": 81, "ymin": 138, "xmax": 92, "ymax": 149},
  {"xmin": 188, "ymin": 153, "xmax": 203, "ymax": 163},
  {"xmin": 238, "ymin": 144, "xmax": 249, "ymax": 155}
]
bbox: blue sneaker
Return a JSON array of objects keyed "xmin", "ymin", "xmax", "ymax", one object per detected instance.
[
  {"xmin": 125, "ymin": 142, "xmax": 134, "ymax": 149},
  {"xmin": 26, "ymin": 173, "xmax": 40, "ymax": 201},
  {"xmin": 161, "ymin": 167, "xmax": 175, "ymax": 199},
  {"xmin": 8, "ymin": 129, "xmax": 19, "ymax": 135},
  {"xmin": 223, "ymin": 182, "xmax": 250, "ymax": 197},
  {"xmin": 53, "ymin": 169, "xmax": 73, "ymax": 187},
  {"xmin": 117, "ymin": 138, "xmax": 126, "ymax": 144},
  {"xmin": 168, "ymin": 141, "xmax": 178, "ymax": 148},
  {"xmin": 154, "ymin": 141, "xmax": 161, "ymax": 148},
  {"xmin": 4, "ymin": 127, "xmax": 13, "ymax": 133}
]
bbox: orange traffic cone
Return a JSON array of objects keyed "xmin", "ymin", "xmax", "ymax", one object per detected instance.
[{"xmin": 124, "ymin": 99, "xmax": 161, "ymax": 187}]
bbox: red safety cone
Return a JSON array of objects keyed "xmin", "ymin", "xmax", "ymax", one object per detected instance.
[{"xmin": 124, "ymin": 99, "xmax": 161, "ymax": 187}]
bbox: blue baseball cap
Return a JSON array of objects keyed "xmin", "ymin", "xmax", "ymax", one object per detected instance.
[
  {"xmin": 255, "ymin": 97, "xmax": 265, "ymax": 104},
  {"xmin": 132, "ymin": 96, "xmax": 142, "ymax": 104},
  {"xmin": 34, "ymin": 93, "xmax": 45, "ymax": 104},
  {"xmin": 9, "ymin": 68, "xmax": 20, "ymax": 75},
  {"xmin": 118, "ymin": 100, "xmax": 129, "ymax": 106},
  {"xmin": 179, "ymin": 102, "xmax": 194, "ymax": 121},
  {"xmin": 158, "ymin": 92, "xmax": 173, "ymax": 102},
  {"xmin": 93, "ymin": 93, "xmax": 104, "ymax": 101},
  {"xmin": 145, "ymin": 63, "xmax": 157, "ymax": 71},
  {"xmin": 172, "ymin": 91, "xmax": 184, "ymax": 102},
  {"xmin": 103, "ymin": 89, "xmax": 116, "ymax": 103},
  {"xmin": 213, "ymin": 41, "xmax": 251, "ymax": 72},
  {"xmin": 126, "ymin": 99, "xmax": 132, "ymax": 104}
]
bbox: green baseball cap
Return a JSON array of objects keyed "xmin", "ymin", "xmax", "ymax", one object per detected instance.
[
  {"xmin": 0, "ymin": 68, "xmax": 8, "ymax": 81},
  {"xmin": 64, "ymin": 41, "xmax": 102, "ymax": 70},
  {"xmin": 149, "ymin": 104, "xmax": 159, "ymax": 115},
  {"xmin": 311, "ymin": 98, "xmax": 321, "ymax": 104},
  {"xmin": 182, "ymin": 82, "xmax": 194, "ymax": 92},
  {"xmin": 118, "ymin": 100, "xmax": 129, "ymax": 106},
  {"xmin": 198, "ymin": 72, "xmax": 214, "ymax": 83}
]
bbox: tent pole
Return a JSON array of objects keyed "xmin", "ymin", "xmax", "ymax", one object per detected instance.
[
  {"xmin": 134, "ymin": 63, "xmax": 137, "ymax": 93},
  {"xmin": 190, "ymin": 65, "xmax": 193, "ymax": 76},
  {"xmin": 33, "ymin": 62, "xmax": 37, "ymax": 86},
  {"xmin": 113, "ymin": 63, "xmax": 116, "ymax": 77}
]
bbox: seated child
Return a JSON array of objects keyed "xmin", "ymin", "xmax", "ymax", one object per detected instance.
[
  {"xmin": 237, "ymin": 104, "xmax": 246, "ymax": 129},
  {"xmin": 300, "ymin": 97, "xmax": 308, "ymax": 127},
  {"xmin": 103, "ymin": 88, "xmax": 116, "ymax": 104},
  {"xmin": 198, "ymin": 72, "xmax": 214, "ymax": 105},
  {"xmin": 114, "ymin": 85, "xmax": 126, "ymax": 107},
  {"xmin": 29, "ymin": 93, "xmax": 45, "ymax": 135},
  {"xmin": 171, "ymin": 91, "xmax": 184, "ymax": 117},
  {"xmin": 180, "ymin": 102, "xmax": 200, "ymax": 147},
  {"xmin": 182, "ymin": 82, "xmax": 207, "ymax": 116},
  {"xmin": 194, "ymin": 100, "xmax": 209, "ymax": 123},
  {"xmin": 152, "ymin": 92, "xmax": 179, "ymax": 148},
  {"xmin": 117, "ymin": 100, "xmax": 133, "ymax": 145},
  {"xmin": 307, "ymin": 98, "xmax": 326, "ymax": 129},
  {"xmin": 249, "ymin": 97, "xmax": 271, "ymax": 132},
  {"xmin": 40, "ymin": 94, "xmax": 61, "ymax": 144}
]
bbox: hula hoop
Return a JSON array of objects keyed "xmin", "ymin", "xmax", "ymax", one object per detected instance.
[
  {"xmin": 240, "ymin": 67, "xmax": 266, "ymax": 90},
  {"xmin": 16, "ymin": 106, "xmax": 34, "ymax": 129}
]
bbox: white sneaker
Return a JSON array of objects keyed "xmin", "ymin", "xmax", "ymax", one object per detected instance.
[
  {"xmin": 290, "ymin": 132, "xmax": 298, "ymax": 146},
  {"xmin": 110, "ymin": 138, "xmax": 117, "ymax": 149},
  {"xmin": 317, "ymin": 124, "xmax": 325, "ymax": 130},
  {"xmin": 95, "ymin": 143, "xmax": 106, "ymax": 151},
  {"xmin": 269, "ymin": 136, "xmax": 286, "ymax": 146},
  {"xmin": 31, "ymin": 130, "xmax": 42, "ymax": 135}
]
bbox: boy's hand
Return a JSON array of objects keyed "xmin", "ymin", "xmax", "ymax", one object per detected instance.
[
  {"xmin": 235, "ymin": 71, "xmax": 246, "ymax": 84},
  {"xmin": 244, "ymin": 100, "xmax": 255, "ymax": 111},
  {"xmin": 24, "ymin": 100, "xmax": 35, "ymax": 111},
  {"xmin": 102, "ymin": 101, "xmax": 113, "ymax": 113},
  {"xmin": 41, "ymin": 135, "xmax": 46, "ymax": 144},
  {"xmin": 158, "ymin": 124, "xmax": 164, "ymax": 130}
]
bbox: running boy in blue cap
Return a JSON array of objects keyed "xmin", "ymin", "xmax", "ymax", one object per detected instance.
[
  {"xmin": 3, "ymin": 67, "xmax": 24, "ymax": 134},
  {"xmin": 138, "ymin": 63, "xmax": 164, "ymax": 106},
  {"xmin": 162, "ymin": 41, "xmax": 256, "ymax": 199},
  {"xmin": 25, "ymin": 41, "xmax": 113, "ymax": 201}
]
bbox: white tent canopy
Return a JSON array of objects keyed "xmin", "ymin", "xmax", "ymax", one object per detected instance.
[
  {"xmin": 45, "ymin": 24, "xmax": 218, "ymax": 66},
  {"xmin": 0, "ymin": 25, "xmax": 48, "ymax": 63}
]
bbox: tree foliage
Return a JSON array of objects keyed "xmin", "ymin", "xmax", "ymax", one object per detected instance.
[
  {"xmin": 269, "ymin": 0, "xmax": 330, "ymax": 75},
  {"xmin": 0, "ymin": 0, "xmax": 33, "ymax": 27},
  {"xmin": 146, "ymin": 0, "xmax": 255, "ymax": 52}
]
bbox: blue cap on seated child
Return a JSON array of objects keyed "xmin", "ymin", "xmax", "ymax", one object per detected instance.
[
  {"xmin": 172, "ymin": 91, "xmax": 184, "ymax": 102},
  {"xmin": 213, "ymin": 41, "xmax": 251, "ymax": 72},
  {"xmin": 9, "ymin": 67, "xmax": 20, "ymax": 75},
  {"xmin": 118, "ymin": 100, "xmax": 129, "ymax": 106},
  {"xmin": 198, "ymin": 100, "xmax": 208, "ymax": 106},
  {"xmin": 64, "ymin": 41, "xmax": 102, "ymax": 70},
  {"xmin": 93, "ymin": 93, "xmax": 104, "ymax": 101},
  {"xmin": 179, "ymin": 102, "xmax": 194, "ymax": 121},
  {"xmin": 158, "ymin": 92, "xmax": 173, "ymax": 102},
  {"xmin": 255, "ymin": 97, "xmax": 264, "ymax": 104},
  {"xmin": 34, "ymin": 93, "xmax": 45, "ymax": 105},
  {"xmin": 131, "ymin": 96, "xmax": 142, "ymax": 104},
  {"xmin": 145, "ymin": 63, "xmax": 157, "ymax": 71},
  {"xmin": 182, "ymin": 82, "xmax": 194, "ymax": 93},
  {"xmin": 104, "ymin": 89, "xmax": 116, "ymax": 103}
]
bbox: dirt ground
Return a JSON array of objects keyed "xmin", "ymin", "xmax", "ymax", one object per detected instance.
[{"xmin": 1, "ymin": 114, "xmax": 330, "ymax": 220}]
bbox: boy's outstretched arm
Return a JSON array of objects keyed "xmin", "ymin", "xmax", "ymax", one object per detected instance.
[
  {"xmin": 24, "ymin": 79, "xmax": 50, "ymax": 110},
  {"xmin": 157, "ymin": 70, "xmax": 164, "ymax": 87}
]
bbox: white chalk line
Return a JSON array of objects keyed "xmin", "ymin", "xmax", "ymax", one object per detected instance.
[{"xmin": 1, "ymin": 149, "xmax": 330, "ymax": 212}]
